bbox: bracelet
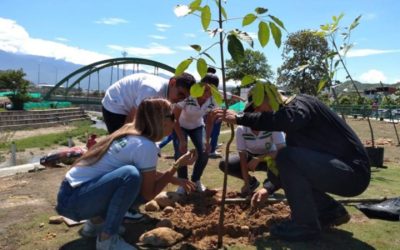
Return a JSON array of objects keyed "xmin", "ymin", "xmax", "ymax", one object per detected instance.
[{"xmin": 172, "ymin": 162, "xmax": 180, "ymax": 170}]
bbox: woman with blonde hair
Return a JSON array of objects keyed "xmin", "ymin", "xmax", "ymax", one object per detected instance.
[{"xmin": 56, "ymin": 98, "xmax": 196, "ymax": 250}]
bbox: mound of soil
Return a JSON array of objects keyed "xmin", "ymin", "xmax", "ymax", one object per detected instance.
[{"xmin": 128, "ymin": 190, "xmax": 290, "ymax": 249}]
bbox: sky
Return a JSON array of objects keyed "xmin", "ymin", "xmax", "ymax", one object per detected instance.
[{"xmin": 1, "ymin": 0, "xmax": 399, "ymax": 85}]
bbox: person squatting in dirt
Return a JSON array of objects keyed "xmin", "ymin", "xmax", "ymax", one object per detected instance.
[
  {"xmin": 172, "ymin": 71, "xmax": 219, "ymax": 194},
  {"xmin": 55, "ymin": 98, "xmax": 197, "ymax": 250},
  {"xmin": 218, "ymin": 93, "xmax": 286, "ymax": 198},
  {"xmin": 213, "ymin": 90, "xmax": 371, "ymax": 241},
  {"xmin": 101, "ymin": 72, "xmax": 195, "ymax": 134}
]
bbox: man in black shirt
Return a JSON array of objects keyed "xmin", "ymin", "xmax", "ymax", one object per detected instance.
[{"xmin": 213, "ymin": 93, "xmax": 370, "ymax": 241}]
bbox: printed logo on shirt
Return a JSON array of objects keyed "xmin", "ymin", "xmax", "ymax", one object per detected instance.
[{"xmin": 110, "ymin": 137, "xmax": 128, "ymax": 153}]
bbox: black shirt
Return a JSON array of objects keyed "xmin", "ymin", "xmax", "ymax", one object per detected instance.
[{"xmin": 236, "ymin": 94, "xmax": 370, "ymax": 174}]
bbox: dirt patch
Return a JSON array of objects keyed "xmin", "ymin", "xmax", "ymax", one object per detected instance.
[
  {"xmin": 126, "ymin": 190, "xmax": 290, "ymax": 249},
  {"xmin": 3, "ymin": 125, "xmax": 74, "ymax": 141}
]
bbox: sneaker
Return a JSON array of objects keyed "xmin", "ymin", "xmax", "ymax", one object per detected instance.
[
  {"xmin": 216, "ymin": 143, "xmax": 223, "ymax": 149},
  {"xmin": 176, "ymin": 186, "xmax": 186, "ymax": 195},
  {"xmin": 209, "ymin": 151, "xmax": 222, "ymax": 159},
  {"xmin": 319, "ymin": 203, "xmax": 351, "ymax": 228},
  {"xmin": 195, "ymin": 180, "xmax": 206, "ymax": 192},
  {"xmin": 81, "ymin": 220, "xmax": 102, "ymax": 238},
  {"xmin": 270, "ymin": 220, "xmax": 321, "ymax": 241},
  {"xmin": 124, "ymin": 209, "xmax": 144, "ymax": 221},
  {"xmin": 80, "ymin": 220, "xmax": 126, "ymax": 238},
  {"xmin": 249, "ymin": 177, "xmax": 260, "ymax": 193},
  {"xmin": 96, "ymin": 234, "xmax": 136, "ymax": 250}
]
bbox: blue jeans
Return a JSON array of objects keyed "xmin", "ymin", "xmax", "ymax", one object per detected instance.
[
  {"xmin": 56, "ymin": 165, "xmax": 142, "ymax": 235},
  {"xmin": 173, "ymin": 126, "xmax": 209, "ymax": 182},
  {"xmin": 210, "ymin": 120, "xmax": 222, "ymax": 153},
  {"xmin": 159, "ymin": 134, "xmax": 174, "ymax": 149}
]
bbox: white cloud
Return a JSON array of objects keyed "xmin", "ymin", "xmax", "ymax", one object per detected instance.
[
  {"xmin": 346, "ymin": 49, "xmax": 400, "ymax": 58},
  {"xmin": 175, "ymin": 46, "xmax": 192, "ymax": 51},
  {"xmin": 359, "ymin": 69, "xmax": 387, "ymax": 83},
  {"xmin": 149, "ymin": 35, "xmax": 166, "ymax": 40},
  {"xmin": 95, "ymin": 17, "xmax": 128, "ymax": 25},
  {"xmin": 155, "ymin": 23, "xmax": 171, "ymax": 32},
  {"xmin": 107, "ymin": 43, "xmax": 175, "ymax": 58},
  {"xmin": 55, "ymin": 37, "xmax": 68, "ymax": 42},
  {"xmin": 174, "ymin": 5, "xmax": 190, "ymax": 17},
  {"xmin": 0, "ymin": 17, "xmax": 110, "ymax": 65},
  {"xmin": 184, "ymin": 33, "xmax": 196, "ymax": 38}
]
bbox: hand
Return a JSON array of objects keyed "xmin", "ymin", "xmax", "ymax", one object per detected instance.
[
  {"xmin": 251, "ymin": 188, "xmax": 269, "ymax": 207},
  {"xmin": 176, "ymin": 149, "xmax": 197, "ymax": 166},
  {"xmin": 212, "ymin": 108, "xmax": 237, "ymax": 125},
  {"xmin": 176, "ymin": 178, "xmax": 196, "ymax": 193},
  {"xmin": 179, "ymin": 141, "xmax": 188, "ymax": 154},
  {"xmin": 247, "ymin": 158, "xmax": 259, "ymax": 171}
]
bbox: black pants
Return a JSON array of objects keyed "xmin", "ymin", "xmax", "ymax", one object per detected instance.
[
  {"xmin": 276, "ymin": 146, "xmax": 370, "ymax": 228},
  {"xmin": 102, "ymin": 106, "xmax": 127, "ymax": 134}
]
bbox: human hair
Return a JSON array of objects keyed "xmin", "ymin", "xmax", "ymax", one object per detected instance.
[
  {"xmin": 172, "ymin": 72, "xmax": 196, "ymax": 90},
  {"xmin": 201, "ymin": 67, "xmax": 219, "ymax": 87},
  {"xmin": 74, "ymin": 98, "xmax": 172, "ymax": 167}
]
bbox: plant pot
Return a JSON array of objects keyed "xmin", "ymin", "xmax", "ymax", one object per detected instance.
[{"xmin": 365, "ymin": 146, "xmax": 384, "ymax": 167}]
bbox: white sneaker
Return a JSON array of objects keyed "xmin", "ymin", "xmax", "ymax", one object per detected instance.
[
  {"xmin": 195, "ymin": 181, "xmax": 206, "ymax": 192},
  {"xmin": 96, "ymin": 234, "xmax": 136, "ymax": 250},
  {"xmin": 124, "ymin": 210, "xmax": 144, "ymax": 221},
  {"xmin": 209, "ymin": 151, "xmax": 222, "ymax": 158},
  {"xmin": 81, "ymin": 220, "xmax": 126, "ymax": 238},
  {"xmin": 176, "ymin": 186, "xmax": 186, "ymax": 195}
]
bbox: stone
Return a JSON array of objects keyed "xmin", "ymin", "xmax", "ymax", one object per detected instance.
[
  {"xmin": 154, "ymin": 191, "xmax": 182, "ymax": 208},
  {"xmin": 139, "ymin": 227, "xmax": 183, "ymax": 247},
  {"xmin": 156, "ymin": 219, "xmax": 173, "ymax": 228},
  {"xmin": 48, "ymin": 215, "xmax": 64, "ymax": 224},
  {"xmin": 163, "ymin": 206, "xmax": 174, "ymax": 214},
  {"xmin": 144, "ymin": 200, "xmax": 160, "ymax": 211}
]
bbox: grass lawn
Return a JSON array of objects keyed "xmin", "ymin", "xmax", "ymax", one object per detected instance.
[{"xmin": 0, "ymin": 117, "xmax": 399, "ymax": 249}]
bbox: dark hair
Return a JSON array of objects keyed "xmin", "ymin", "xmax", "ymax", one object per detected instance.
[
  {"xmin": 174, "ymin": 72, "xmax": 196, "ymax": 90},
  {"xmin": 201, "ymin": 67, "xmax": 219, "ymax": 87}
]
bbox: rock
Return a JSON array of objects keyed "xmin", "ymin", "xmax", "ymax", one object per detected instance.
[
  {"xmin": 163, "ymin": 206, "xmax": 174, "ymax": 214},
  {"xmin": 156, "ymin": 219, "xmax": 173, "ymax": 228},
  {"xmin": 48, "ymin": 216, "xmax": 64, "ymax": 224},
  {"xmin": 144, "ymin": 200, "xmax": 160, "ymax": 211},
  {"xmin": 154, "ymin": 191, "xmax": 182, "ymax": 208},
  {"xmin": 39, "ymin": 222, "xmax": 45, "ymax": 228},
  {"xmin": 139, "ymin": 227, "xmax": 183, "ymax": 247}
]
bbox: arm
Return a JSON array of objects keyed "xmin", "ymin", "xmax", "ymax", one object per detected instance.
[{"xmin": 239, "ymin": 151, "xmax": 250, "ymax": 185}]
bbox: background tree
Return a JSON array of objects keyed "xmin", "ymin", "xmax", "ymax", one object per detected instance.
[
  {"xmin": 0, "ymin": 69, "xmax": 31, "ymax": 110},
  {"xmin": 277, "ymin": 30, "xmax": 330, "ymax": 95},
  {"xmin": 225, "ymin": 49, "xmax": 273, "ymax": 81}
]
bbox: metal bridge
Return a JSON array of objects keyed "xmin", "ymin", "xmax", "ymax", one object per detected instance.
[{"xmin": 43, "ymin": 57, "xmax": 175, "ymax": 105}]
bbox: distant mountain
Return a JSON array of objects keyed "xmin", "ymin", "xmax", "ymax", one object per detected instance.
[
  {"xmin": 333, "ymin": 80, "xmax": 400, "ymax": 94},
  {"xmin": 0, "ymin": 50, "xmax": 173, "ymax": 91}
]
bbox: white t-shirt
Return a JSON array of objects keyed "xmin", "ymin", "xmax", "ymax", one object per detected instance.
[
  {"xmin": 66, "ymin": 135, "xmax": 159, "ymax": 187},
  {"xmin": 177, "ymin": 96, "xmax": 217, "ymax": 130},
  {"xmin": 236, "ymin": 126, "xmax": 286, "ymax": 155},
  {"xmin": 102, "ymin": 73, "xmax": 169, "ymax": 115}
]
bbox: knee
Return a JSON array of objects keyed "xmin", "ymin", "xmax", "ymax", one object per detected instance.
[{"xmin": 119, "ymin": 165, "xmax": 142, "ymax": 185}]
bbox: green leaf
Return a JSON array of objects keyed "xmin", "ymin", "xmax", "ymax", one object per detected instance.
[
  {"xmin": 210, "ymin": 84, "xmax": 223, "ymax": 105},
  {"xmin": 269, "ymin": 21, "xmax": 282, "ymax": 47},
  {"xmin": 227, "ymin": 34, "xmax": 244, "ymax": 63},
  {"xmin": 241, "ymin": 75, "xmax": 255, "ymax": 86},
  {"xmin": 265, "ymin": 84, "xmax": 279, "ymax": 111},
  {"xmin": 201, "ymin": 5, "xmax": 211, "ymax": 30},
  {"xmin": 202, "ymin": 52, "xmax": 216, "ymax": 64},
  {"xmin": 268, "ymin": 15, "xmax": 286, "ymax": 31},
  {"xmin": 258, "ymin": 21, "xmax": 270, "ymax": 47},
  {"xmin": 318, "ymin": 76, "xmax": 329, "ymax": 93},
  {"xmin": 190, "ymin": 83, "xmax": 205, "ymax": 98},
  {"xmin": 242, "ymin": 13, "xmax": 257, "ymax": 26},
  {"xmin": 220, "ymin": 5, "xmax": 228, "ymax": 20},
  {"xmin": 175, "ymin": 58, "xmax": 193, "ymax": 76},
  {"xmin": 252, "ymin": 82, "xmax": 265, "ymax": 107},
  {"xmin": 236, "ymin": 29, "xmax": 254, "ymax": 48},
  {"xmin": 255, "ymin": 7, "xmax": 268, "ymax": 15},
  {"xmin": 197, "ymin": 58, "xmax": 208, "ymax": 78},
  {"xmin": 190, "ymin": 44, "xmax": 202, "ymax": 52},
  {"xmin": 349, "ymin": 15, "xmax": 362, "ymax": 31},
  {"xmin": 334, "ymin": 60, "xmax": 340, "ymax": 69},
  {"xmin": 189, "ymin": 0, "xmax": 202, "ymax": 12}
]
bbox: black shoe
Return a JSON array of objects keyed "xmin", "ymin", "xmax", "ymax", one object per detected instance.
[
  {"xmin": 319, "ymin": 204, "xmax": 351, "ymax": 228},
  {"xmin": 249, "ymin": 177, "xmax": 260, "ymax": 192},
  {"xmin": 270, "ymin": 220, "xmax": 321, "ymax": 241}
]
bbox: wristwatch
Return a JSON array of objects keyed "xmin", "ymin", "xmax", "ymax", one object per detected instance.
[{"xmin": 235, "ymin": 112, "xmax": 245, "ymax": 120}]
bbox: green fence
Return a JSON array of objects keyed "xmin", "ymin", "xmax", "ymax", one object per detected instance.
[
  {"xmin": 331, "ymin": 105, "xmax": 400, "ymax": 119},
  {"xmin": 23, "ymin": 101, "xmax": 72, "ymax": 110}
]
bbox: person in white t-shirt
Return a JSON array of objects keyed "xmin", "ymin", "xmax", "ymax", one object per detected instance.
[
  {"xmin": 56, "ymin": 98, "xmax": 196, "ymax": 250},
  {"xmin": 219, "ymin": 94, "xmax": 286, "ymax": 197},
  {"xmin": 172, "ymin": 80, "xmax": 218, "ymax": 193},
  {"xmin": 102, "ymin": 72, "xmax": 195, "ymax": 133}
]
